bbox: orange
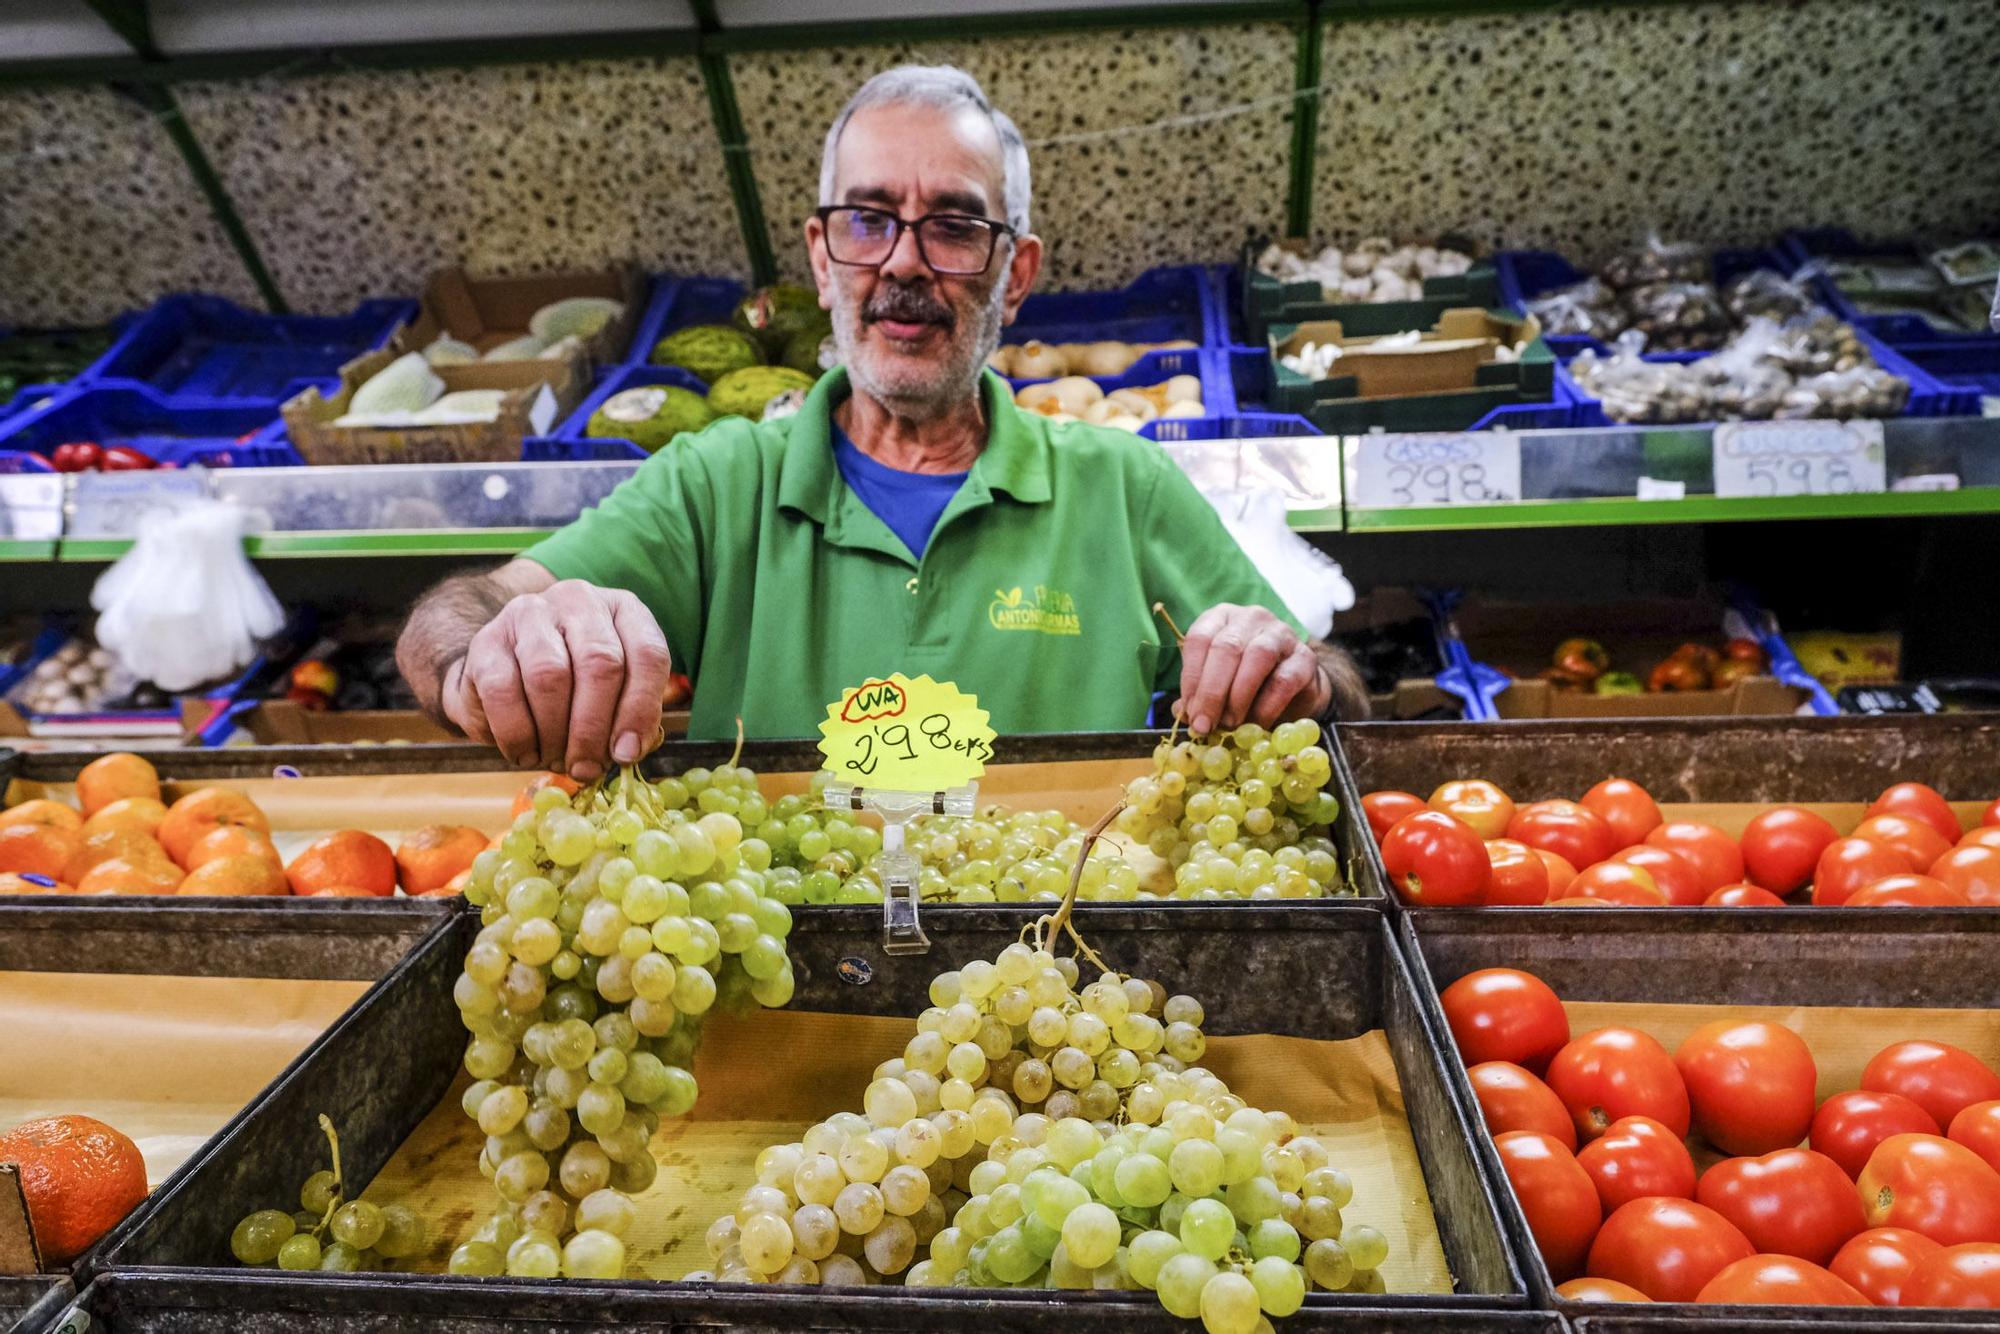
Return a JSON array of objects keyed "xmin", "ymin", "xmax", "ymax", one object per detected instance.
[
  {"xmin": 63, "ymin": 828, "xmax": 171, "ymax": 884},
  {"xmin": 287, "ymin": 830, "xmax": 396, "ymax": 897},
  {"xmin": 75, "ymin": 856, "xmax": 182, "ymax": 896},
  {"xmin": 81, "ymin": 797, "xmax": 169, "ymax": 839},
  {"xmin": 75, "ymin": 753, "xmax": 161, "ymax": 818},
  {"xmin": 421, "ymin": 865, "xmax": 475, "ymax": 899},
  {"xmin": 178, "ymin": 855, "xmax": 288, "ymax": 897},
  {"xmin": 0, "ymin": 1114, "xmax": 148, "ymax": 1263},
  {"xmin": 184, "ymin": 825, "xmax": 283, "ymax": 873},
  {"xmin": 0, "ymin": 799, "xmax": 83, "ymax": 833},
  {"xmin": 298, "ymin": 885, "xmax": 378, "ymax": 898},
  {"xmin": 0, "ymin": 824, "xmax": 82, "ymax": 881},
  {"xmin": 157, "ymin": 788, "xmax": 269, "ymax": 868},
  {"xmin": 0, "ymin": 872, "xmax": 68, "ymax": 895},
  {"xmin": 511, "ymin": 772, "xmax": 580, "ymax": 819},
  {"xmin": 395, "ymin": 825, "xmax": 488, "ymax": 894}
]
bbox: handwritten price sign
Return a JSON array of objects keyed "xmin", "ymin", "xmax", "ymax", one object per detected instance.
[
  {"xmin": 1346, "ymin": 433, "xmax": 1523, "ymax": 509},
  {"xmin": 818, "ymin": 674, "xmax": 994, "ymax": 791},
  {"xmin": 1712, "ymin": 420, "xmax": 1886, "ymax": 499}
]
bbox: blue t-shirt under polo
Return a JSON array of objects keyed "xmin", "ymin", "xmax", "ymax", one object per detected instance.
[{"xmin": 831, "ymin": 425, "xmax": 969, "ymax": 559}]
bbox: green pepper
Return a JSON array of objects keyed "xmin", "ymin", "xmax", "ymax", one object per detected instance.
[{"xmin": 1593, "ymin": 670, "xmax": 1644, "ymax": 696}]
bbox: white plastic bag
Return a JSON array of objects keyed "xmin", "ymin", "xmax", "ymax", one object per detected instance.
[
  {"xmin": 90, "ymin": 499, "xmax": 282, "ymax": 691},
  {"xmin": 1195, "ymin": 484, "xmax": 1354, "ymax": 639}
]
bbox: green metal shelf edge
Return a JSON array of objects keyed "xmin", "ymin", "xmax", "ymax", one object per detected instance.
[
  {"xmin": 1344, "ymin": 487, "xmax": 2000, "ymax": 532},
  {"xmin": 57, "ymin": 529, "xmax": 556, "ymax": 561},
  {"xmin": 0, "ymin": 541, "xmax": 60, "ymax": 562}
]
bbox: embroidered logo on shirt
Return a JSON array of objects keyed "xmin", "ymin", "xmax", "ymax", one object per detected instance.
[{"xmin": 988, "ymin": 585, "xmax": 1081, "ymax": 636}]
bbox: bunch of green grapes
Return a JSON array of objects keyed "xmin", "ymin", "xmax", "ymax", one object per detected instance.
[
  {"xmin": 228, "ymin": 1118, "xmax": 426, "ymax": 1273},
  {"xmin": 1117, "ymin": 719, "xmax": 1347, "ymax": 900},
  {"xmin": 448, "ymin": 765, "xmax": 798, "ymax": 1279},
  {"xmin": 694, "ymin": 941, "xmax": 1390, "ymax": 1331}
]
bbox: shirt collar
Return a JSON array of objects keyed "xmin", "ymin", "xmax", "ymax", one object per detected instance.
[{"xmin": 777, "ymin": 366, "xmax": 1053, "ymax": 525}]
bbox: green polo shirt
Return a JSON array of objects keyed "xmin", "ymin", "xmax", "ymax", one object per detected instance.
[{"xmin": 522, "ymin": 367, "xmax": 1297, "ymax": 740}]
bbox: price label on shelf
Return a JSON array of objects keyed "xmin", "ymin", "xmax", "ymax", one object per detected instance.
[
  {"xmin": 818, "ymin": 674, "xmax": 994, "ymax": 791},
  {"xmin": 1711, "ymin": 420, "xmax": 1887, "ymax": 499},
  {"xmin": 1345, "ymin": 433, "xmax": 1522, "ymax": 509}
]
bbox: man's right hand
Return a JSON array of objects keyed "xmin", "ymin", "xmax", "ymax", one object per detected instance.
[{"xmin": 443, "ymin": 580, "xmax": 674, "ymax": 782}]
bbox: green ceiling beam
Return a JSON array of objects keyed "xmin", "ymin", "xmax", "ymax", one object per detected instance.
[
  {"xmin": 691, "ymin": 0, "xmax": 777, "ymax": 285},
  {"xmin": 1284, "ymin": 2, "xmax": 1324, "ymax": 237}
]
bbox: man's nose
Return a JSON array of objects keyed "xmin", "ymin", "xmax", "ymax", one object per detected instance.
[{"xmin": 879, "ymin": 218, "xmax": 931, "ymax": 281}]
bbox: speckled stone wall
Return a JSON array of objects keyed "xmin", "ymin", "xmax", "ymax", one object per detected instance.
[
  {"xmin": 174, "ymin": 59, "xmax": 747, "ymax": 314},
  {"xmin": 728, "ymin": 27, "xmax": 1296, "ymax": 289},
  {"xmin": 1312, "ymin": 0, "xmax": 2000, "ymax": 262},
  {"xmin": 0, "ymin": 87, "xmax": 264, "ymax": 326}
]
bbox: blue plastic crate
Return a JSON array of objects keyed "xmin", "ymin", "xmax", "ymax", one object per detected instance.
[
  {"xmin": 1005, "ymin": 265, "xmax": 1217, "ymax": 384},
  {"xmin": 1217, "ymin": 343, "xmax": 1576, "ymax": 431},
  {"xmin": 1894, "ymin": 341, "xmax": 2000, "ymax": 411},
  {"xmin": 1494, "ymin": 247, "xmax": 1786, "ymax": 358},
  {"xmin": 1562, "ymin": 323, "xmax": 1967, "ymax": 426},
  {"xmin": 1143, "ymin": 411, "xmax": 1321, "ymax": 443},
  {"xmin": 82, "ymin": 294, "xmax": 414, "ymax": 407},
  {"xmin": 624, "ymin": 275, "xmax": 753, "ymax": 365},
  {"xmin": 530, "ymin": 362, "xmax": 715, "ymax": 460},
  {"xmin": 1780, "ymin": 227, "xmax": 2000, "ymax": 349},
  {"xmin": 0, "ymin": 383, "xmax": 300, "ymax": 469}
]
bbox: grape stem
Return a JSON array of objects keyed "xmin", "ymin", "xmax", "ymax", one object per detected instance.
[
  {"xmin": 728, "ymin": 715, "xmax": 745, "ymax": 770},
  {"xmin": 1037, "ymin": 801, "xmax": 1124, "ymax": 976},
  {"xmin": 315, "ymin": 1114, "xmax": 344, "ymax": 1237}
]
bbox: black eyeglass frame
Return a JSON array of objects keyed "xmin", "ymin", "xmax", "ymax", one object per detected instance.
[{"xmin": 813, "ymin": 204, "xmax": 1016, "ymax": 275}]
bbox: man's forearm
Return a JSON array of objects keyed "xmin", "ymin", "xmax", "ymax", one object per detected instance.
[
  {"xmin": 396, "ymin": 569, "xmax": 514, "ymax": 724},
  {"xmin": 1310, "ymin": 638, "xmax": 1371, "ymax": 722}
]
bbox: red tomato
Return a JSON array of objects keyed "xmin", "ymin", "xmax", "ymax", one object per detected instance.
[
  {"xmin": 1586, "ymin": 1197, "xmax": 1756, "ymax": 1302},
  {"xmin": 1440, "ymin": 968, "xmax": 1570, "ymax": 1074},
  {"xmin": 1694, "ymin": 1254, "xmax": 1869, "ymax": 1305},
  {"xmin": 1985, "ymin": 798, "xmax": 2000, "ymax": 829},
  {"xmin": 1611, "ymin": 845, "xmax": 1703, "ymax": 906},
  {"xmin": 1644, "ymin": 821, "xmax": 1744, "ymax": 894},
  {"xmin": 1547, "ymin": 896, "xmax": 1616, "ymax": 908},
  {"xmin": 1811, "ymin": 835, "xmax": 1916, "ymax": 907},
  {"xmin": 1930, "ymin": 845, "xmax": 2000, "ymax": 906},
  {"xmin": 1470, "ymin": 1061, "xmax": 1577, "ymax": 1148},
  {"xmin": 1495, "ymin": 1130, "xmax": 1602, "ymax": 1281},
  {"xmin": 1866, "ymin": 781, "xmax": 1963, "ymax": 846},
  {"xmin": 1705, "ymin": 883, "xmax": 1787, "ymax": 907},
  {"xmin": 1506, "ymin": 800, "xmax": 1618, "ymax": 872},
  {"xmin": 1361, "ymin": 790, "xmax": 1427, "ymax": 844},
  {"xmin": 1811, "ymin": 1090, "xmax": 1941, "ymax": 1180},
  {"xmin": 1484, "ymin": 838, "xmax": 1551, "ymax": 906},
  {"xmin": 1534, "ymin": 848, "xmax": 1578, "ymax": 897},
  {"xmin": 1380, "ymin": 810, "xmax": 1491, "ymax": 906},
  {"xmin": 1829, "ymin": 1226, "xmax": 1945, "ymax": 1306},
  {"xmin": 1675, "ymin": 1020, "xmax": 1817, "ymax": 1156},
  {"xmin": 1576, "ymin": 1115, "xmax": 1696, "ymax": 1213},
  {"xmin": 1847, "ymin": 874, "xmax": 1967, "ymax": 907},
  {"xmin": 1960, "ymin": 826, "xmax": 2000, "ymax": 854},
  {"xmin": 1696, "ymin": 1148, "xmax": 1866, "ymax": 1265},
  {"xmin": 1850, "ymin": 814, "xmax": 1953, "ymax": 872},
  {"xmin": 1949, "ymin": 1102, "xmax": 2000, "ymax": 1176},
  {"xmin": 1863, "ymin": 1042, "xmax": 2000, "ymax": 1130},
  {"xmin": 1858, "ymin": 1134, "xmax": 2000, "ymax": 1244},
  {"xmin": 1580, "ymin": 777, "xmax": 1663, "ymax": 850},
  {"xmin": 1547, "ymin": 1027, "xmax": 1691, "ymax": 1142},
  {"xmin": 1554, "ymin": 1276, "xmax": 1651, "ymax": 1302},
  {"xmin": 1428, "ymin": 779, "xmax": 1516, "ymax": 841},
  {"xmin": 1568, "ymin": 862, "xmax": 1667, "ymax": 906},
  {"xmin": 1740, "ymin": 807, "xmax": 1840, "ymax": 893},
  {"xmin": 1903, "ymin": 1241, "xmax": 2000, "ymax": 1308}
]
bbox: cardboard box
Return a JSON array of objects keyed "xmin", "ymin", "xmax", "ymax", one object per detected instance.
[
  {"xmin": 1270, "ymin": 308, "xmax": 1552, "ymax": 402},
  {"xmin": 391, "ymin": 266, "xmax": 644, "ymax": 372},
  {"xmin": 280, "ymin": 348, "xmax": 584, "ymax": 465}
]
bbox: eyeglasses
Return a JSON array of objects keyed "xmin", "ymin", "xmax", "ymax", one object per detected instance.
[{"xmin": 815, "ymin": 204, "xmax": 1013, "ymax": 276}]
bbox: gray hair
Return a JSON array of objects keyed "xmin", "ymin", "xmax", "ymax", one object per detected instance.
[{"xmin": 818, "ymin": 65, "xmax": 1032, "ymax": 235}]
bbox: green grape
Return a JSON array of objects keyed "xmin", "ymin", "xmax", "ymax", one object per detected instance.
[
  {"xmin": 1128, "ymin": 1228, "xmax": 1183, "ymax": 1289},
  {"xmin": 1248, "ymin": 1217, "xmax": 1301, "ymax": 1262},
  {"xmin": 1169, "ymin": 1138, "xmax": 1225, "ymax": 1197},
  {"xmin": 374, "ymin": 1203, "xmax": 426, "ymax": 1260},
  {"xmin": 449, "ymin": 1240, "xmax": 506, "ymax": 1276},
  {"xmin": 230, "ymin": 1209, "xmax": 295, "ymax": 1265},
  {"xmin": 985, "ymin": 1225, "xmax": 1039, "ymax": 1283},
  {"xmin": 1344, "ymin": 1223, "xmax": 1389, "ymax": 1271},
  {"xmin": 1250, "ymin": 1254, "xmax": 1307, "ymax": 1316},
  {"xmin": 576, "ymin": 1188, "xmax": 637, "ymax": 1237},
  {"xmin": 276, "ymin": 1233, "xmax": 321, "ymax": 1270},
  {"xmin": 1303, "ymin": 1237, "xmax": 1353, "ymax": 1290},
  {"xmin": 1227, "ymin": 1175, "xmax": 1283, "ymax": 1225},
  {"xmin": 329, "ymin": 1201, "xmax": 384, "ymax": 1250},
  {"xmin": 1200, "ymin": 1269, "xmax": 1263, "ymax": 1334},
  {"xmin": 1179, "ymin": 1197, "xmax": 1234, "ymax": 1261},
  {"xmin": 300, "ymin": 1169, "xmax": 340, "ymax": 1214},
  {"xmin": 317, "ymin": 1241, "xmax": 364, "ymax": 1272},
  {"xmin": 1060, "ymin": 1201, "xmax": 1119, "ymax": 1269},
  {"xmin": 1157, "ymin": 1252, "xmax": 1219, "ymax": 1319},
  {"xmin": 506, "ymin": 1236, "xmax": 561, "ymax": 1278}
]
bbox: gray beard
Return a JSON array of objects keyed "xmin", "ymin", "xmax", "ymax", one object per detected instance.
[{"xmin": 833, "ymin": 273, "xmax": 1009, "ymax": 422}]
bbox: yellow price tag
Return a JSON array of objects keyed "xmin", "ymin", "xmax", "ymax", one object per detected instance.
[{"xmin": 817, "ymin": 673, "xmax": 994, "ymax": 791}]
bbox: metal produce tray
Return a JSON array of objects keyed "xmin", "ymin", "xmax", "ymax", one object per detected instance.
[
  {"xmin": 1575, "ymin": 1316, "xmax": 2000, "ymax": 1333},
  {"xmin": 97, "ymin": 905, "xmax": 1529, "ymax": 1325},
  {"xmin": 0, "ymin": 1279, "xmax": 68, "ymax": 1334},
  {"xmin": 1403, "ymin": 911, "xmax": 2000, "ymax": 1322}
]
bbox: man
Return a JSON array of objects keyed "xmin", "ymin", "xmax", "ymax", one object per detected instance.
[{"xmin": 398, "ymin": 65, "xmax": 1366, "ymax": 782}]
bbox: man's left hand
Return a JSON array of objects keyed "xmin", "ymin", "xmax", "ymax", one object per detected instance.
[{"xmin": 1175, "ymin": 603, "xmax": 1330, "ymax": 735}]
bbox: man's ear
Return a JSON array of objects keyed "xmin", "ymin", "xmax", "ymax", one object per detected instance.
[
  {"xmin": 999, "ymin": 233, "xmax": 1043, "ymax": 325},
  {"xmin": 805, "ymin": 215, "xmax": 834, "ymax": 310}
]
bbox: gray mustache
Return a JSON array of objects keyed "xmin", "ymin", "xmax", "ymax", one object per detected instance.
[{"xmin": 865, "ymin": 285, "xmax": 954, "ymax": 327}]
